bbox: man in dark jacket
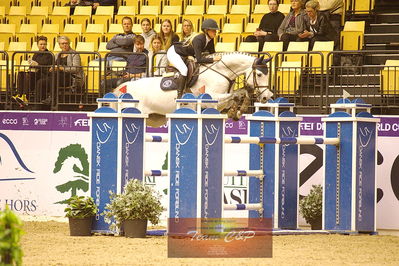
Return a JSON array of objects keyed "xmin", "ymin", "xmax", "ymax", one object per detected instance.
[
  {"xmin": 246, "ymin": 0, "xmax": 285, "ymax": 51},
  {"xmin": 106, "ymin": 16, "xmax": 136, "ymax": 62}
]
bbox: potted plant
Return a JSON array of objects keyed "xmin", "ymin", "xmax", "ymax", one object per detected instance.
[
  {"xmin": 299, "ymin": 184, "xmax": 323, "ymax": 230},
  {"xmin": 0, "ymin": 206, "xmax": 23, "ymax": 265},
  {"xmin": 64, "ymin": 195, "xmax": 97, "ymax": 236},
  {"xmin": 102, "ymin": 179, "xmax": 164, "ymax": 238}
]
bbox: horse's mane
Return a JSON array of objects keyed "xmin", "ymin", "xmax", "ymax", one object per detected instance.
[{"xmin": 205, "ymin": 52, "xmax": 255, "ymax": 59}]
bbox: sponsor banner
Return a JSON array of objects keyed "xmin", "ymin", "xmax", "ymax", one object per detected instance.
[
  {"xmin": 1, "ymin": 111, "xmax": 399, "ymax": 231},
  {"xmin": 0, "ymin": 112, "xmax": 90, "ymax": 131},
  {"xmin": 300, "ymin": 116, "xmax": 323, "ymax": 136}
]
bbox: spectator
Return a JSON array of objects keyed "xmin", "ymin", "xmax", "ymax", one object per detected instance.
[
  {"xmin": 102, "ymin": 35, "xmax": 149, "ymax": 91},
  {"xmin": 37, "ymin": 36, "xmax": 84, "ymax": 105},
  {"xmin": 159, "ymin": 19, "xmax": 179, "ymax": 50},
  {"xmin": 278, "ymin": 0, "xmax": 306, "ymax": 51},
  {"xmin": 245, "ymin": 0, "xmax": 285, "ymax": 52},
  {"xmin": 106, "ymin": 16, "xmax": 136, "ymax": 62},
  {"xmin": 13, "ymin": 36, "xmax": 53, "ymax": 105},
  {"xmin": 140, "ymin": 18, "xmax": 156, "ymax": 50},
  {"xmin": 181, "ymin": 19, "xmax": 194, "ymax": 42},
  {"xmin": 318, "ymin": 0, "xmax": 344, "ymax": 36},
  {"xmin": 148, "ymin": 34, "xmax": 168, "ymax": 76},
  {"xmin": 298, "ymin": 0, "xmax": 337, "ymax": 49},
  {"xmin": 65, "ymin": 0, "xmax": 88, "ymax": 15}
]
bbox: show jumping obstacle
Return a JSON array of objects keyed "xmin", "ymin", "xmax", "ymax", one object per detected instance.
[{"xmin": 89, "ymin": 93, "xmax": 379, "ymax": 234}]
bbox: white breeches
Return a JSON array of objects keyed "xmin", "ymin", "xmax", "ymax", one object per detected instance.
[{"xmin": 166, "ymin": 45, "xmax": 188, "ymax": 76}]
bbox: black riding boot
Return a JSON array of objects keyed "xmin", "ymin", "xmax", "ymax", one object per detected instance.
[{"xmin": 177, "ymin": 75, "xmax": 187, "ymax": 98}]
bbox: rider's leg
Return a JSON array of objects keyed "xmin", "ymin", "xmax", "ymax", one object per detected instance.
[{"xmin": 166, "ymin": 45, "xmax": 188, "ymax": 76}]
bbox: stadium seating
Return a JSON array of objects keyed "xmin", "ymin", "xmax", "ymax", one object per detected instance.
[
  {"xmin": 83, "ymin": 24, "xmax": 105, "ymax": 47},
  {"xmin": 311, "ymin": 41, "xmax": 335, "ymax": 73},
  {"xmin": 226, "ymin": 5, "xmax": 250, "ymax": 30},
  {"xmin": 92, "ymin": 6, "xmax": 115, "ymax": 32},
  {"xmin": 63, "ymin": 24, "xmax": 83, "ymax": 48},
  {"xmin": 381, "ymin": 60, "xmax": 399, "ymax": 94},
  {"xmin": 105, "ymin": 24, "xmax": 123, "ymax": 41},
  {"xmin": 49, "ymin": 6, "xmax": 70, "ymax": 33},
  {"xmin": 341, "ymin": 21, "xmax": 365, "ymax": 50},
  {"xmin": 7, "ymin": 6, "xmax": 27, "ymax": 31},
  {"xmin": 215, "ymin": 42, "xmax": 235, "ymax": 52},
  {"xmin": 204, "ymin": 5, "xmax": 227, "ymax": 31},
  {"xmin": 218, "ymin": 23, "xmax": 242, "ymax": 50},
  {"xmin": 135, "ymin": 5, "xmax": 160, "ymax": 26},
  {"xmin": 27, "ymin": 6, "xmax": 48, "ymax": 32},
  {"xmin": 182, "ymin": 5, "xmax": 204, "ymax": 32},
  {"xmin": 114, "ymin": 6, "xmax": 136, "ymax": 24},
  {"xmin": 276, "ymin": 61, "xmax": 302, "ymax": 94},
  {"xmin": 238, "ymin": 42, "xmax": 258, "ymax": 52},
  {"xmin": 40, "ymin": 24, "xmax": 60, "ymax": 51},
  {"xmin": 70, "ymin": 6, "xmax": 92, "ymax": 32},
  {"xmin": 158, "ymin": 5, "xmax": 182, "ymax": 29},
  {"xmin": 16, "ymin": 24, "xmax": 38, "ymax": 48},
  {"xmin": 285, "ymin": 41, "xmax": 309, "ymax": 66},
  {"xmin": 7, "ymin": 42, "xmax": 28, "ymax": 64},
  {"xmin": 0, "ymin": 24, "xmax": 16, "ymax": 49}
]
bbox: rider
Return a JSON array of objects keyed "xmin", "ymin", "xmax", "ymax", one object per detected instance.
[{"xmin": 166, "ymin": 18, "xmax": 222, "ymax": 96}]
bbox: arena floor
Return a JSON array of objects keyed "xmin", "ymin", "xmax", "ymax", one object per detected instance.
[{"xmin": 21, "ymin": 221, "xmax": 399, "ymax": 265}]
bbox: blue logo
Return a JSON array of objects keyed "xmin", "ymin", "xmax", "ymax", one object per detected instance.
[
  {"xmin": 124, "ymin": 123, "xmax": 141, "ymax": 144},
  {"xmin": 204, "ymin": 124, "xmax": 220, "ymax": 145},
  {"xmin": 95, "ymin": 122, "xmax": 114, "ymax": 144},
  {"xmin": 359, "ymin": 126, "xmax": 373, "ymax": 148},
  {"xmin": 0, "ymin": 133, "xmax": 35, "ymax": 180},
  {"xmin": 175, "ymin": 124, "xmax": 194, "ymax": 145}
]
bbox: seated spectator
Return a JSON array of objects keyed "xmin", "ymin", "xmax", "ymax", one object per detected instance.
[
  {"xmin": 140, "ymin": 18, "xmax": 156, "ymax": 50},
  {"xmin": 181, "ymin": 19, "xmax": 194, "ymax": 42},
  {"xmin": 159, "ymin": 19, "xmax": 180, "ymax": 50},
  {"xmin": 318, "ymin": 0, "xmax": 344, "ymax": 35},
  {"xmin": 297, "ymin": 0, "xmax": 337, "ymax": 49},
  {"xmin": 37, "ymin": 36, "xmax": 84, "ymax": 105},
  {"xmin": 148, "ymin": 34, "xmax": 169, "ymax": 76},
  {"xmin": 278, "ymin": 0, "xmax": 306, "ymax": 51},
  {"xmin": 106, "ymin": 16, "xmax": 136, "ymax": 62},
  {"xmin": 13, "ymin": 36, "xmax": 53, "ymax": 105},
  {"xmin": 102, "ymin": 35, "xmax": 149, "ymax": 91},
  {"xmin": 245, "ymin": 0, "xmax": 285, "ymax": 52}
]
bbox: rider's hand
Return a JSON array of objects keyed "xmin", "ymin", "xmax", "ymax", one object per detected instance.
[{"xmin": 213, "ymin": 55, "xmax": 222, "ymax": 62}]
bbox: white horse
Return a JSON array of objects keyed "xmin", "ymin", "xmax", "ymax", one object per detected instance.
[{"xmin": 114, "ymin": 52, "xmax": 273, "ymax": 127}]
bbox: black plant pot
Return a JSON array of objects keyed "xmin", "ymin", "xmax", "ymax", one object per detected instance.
[
  {"xmin": 68, "ymin": 217, "xmax": 93, "ymax": 236},
  {"xmin": 310, "ymin": 216, "xmax": 322, "ymax": 230},
  {"xmin": 124, "ymin": 219, "xmax": 147, "ymax": 238}
]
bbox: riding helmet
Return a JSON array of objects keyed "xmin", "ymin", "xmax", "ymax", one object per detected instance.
[{"xmin": 201, "ymin": 19, "xmax": 220, "ymax": 31}]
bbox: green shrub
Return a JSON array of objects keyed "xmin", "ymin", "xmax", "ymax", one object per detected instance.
[
  {"xmin": 0, "ymin": 206, "xmax": 24, "ymax": 265},
  {"xmin": 299, "ymin": 184, "xmax": 323, "ymax": 224},
  {"xmin": 102, "ymin": 179, "xmax": 164, "ymax": 232},
  {"xmin": 64, "ymin": 196, "xmax": 98, "ymax": 218}
]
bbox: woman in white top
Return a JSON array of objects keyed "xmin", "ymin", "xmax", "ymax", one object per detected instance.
[{"xmin": 148, "ymin": 34, "xmax": 169, "ymax": 76}]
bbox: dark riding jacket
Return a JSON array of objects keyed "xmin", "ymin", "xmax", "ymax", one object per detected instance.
[{"xmin": 173, "ymin": 33, "xmax": 215, "ymax": 64}]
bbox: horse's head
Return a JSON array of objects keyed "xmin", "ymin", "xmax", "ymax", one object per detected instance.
[{"xmin": 245, "ymin": 55, "xmax": 273, "ymax": 103}]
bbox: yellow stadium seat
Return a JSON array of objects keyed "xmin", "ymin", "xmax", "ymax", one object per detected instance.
[
  {"xmin": 40, "ymin": 24, "xmax": 60, "ymax": 51},
  {"xmin": 37, "ymin": 0, "xmax": 57, "ymax": 10},
  {"xmin": 123, "ymin": 0, "xmax": 141, "ymax": 9},
  {"xmin": 0, "ymin": 24, "xmax": 16, "ymax": 50},
  {"xmin": 278, "ymin": 4, "xmax": 291, "ymax": 15},
  {"xmin": 215, "ymin": 42, "xmax": 236, "ymax": 52},
  {"xmin": 49, "ymin": 6, "xmax": 70, "ymax": 33},
  {"xmin": 353, "ymin": 0, "xmax": 375, "ymax": 14},
  {"xmin": 71, "ymin": 6, "xmax": 92, "ymax": 32},
  {"xmin": 4, "ymin": 1, "xmax": 13, "ymax": 15},
  {"xmin": 286, "ymin": 41, "xmax": 309, "ymax": 65},
  {"xmin": 238, "ymin": 42, "xmax": 258, "ymax": 52},
  {"xmin": 7, "ymin": 6, "xmax": 27, "ymax": 31},
  {"xmin": 0, "ymin": 42, "xmax": 4, "ymax": 51},
  {"xmin": 310, "ymin": 41, "xmax": 334, "ymax": 73},
  {"xmin": 27, "ymin": 6, "xmax": 49, "ymax": 32},
  {"xmin": 7, "ymin": 42, "xmax": 28, "ymax": 64},
  {"xmin": 277, "ymin": 61, "xmax": 302, "ymax": 94},
  {"xmin": 204, "ymin": 5, "xmax": 227, "ymax": 30},
  {"xmin": 76, "ymin": 42, "xmax": 96, "ymax": 67},
  {"xmin": 183, "ymin": 5, "xmax": 205, "ymax": 32},
  {"xmin": 114, "ymin": 6, "xmax": 136, "ymax": 24},
  {"xmin": 175, "ymin": 23, "xmax": 182, "ymax": 34},
  {"xmin": 83, "ymin": 24, "xmax": 105, "ymax": 47},
  {"xmin": 0, "ymin": 6, "xmax": 6, "ymax": 22},
  {"xmin": 226, "ymin": 5, "xmax": 250, "ymax": 29},
  {"xmin": 218, "ymin": 23, "xmax": 242, "ymax": 50},
  {"xmin": 132, "ymin": 24, "xmax": 142, "ymax": 34},
  {"xmin": 98, "ymin": 42, "xmax": 109, "ymax": 58},
  {"xmin": 16, "ymin": 24, "xmax": 38, "ymax": 48},
  {"xmin": 105, "ymin": 23, "xmax": 124, "ymax": 41},
  {"xmin": 92, "ymin": 6, "xmax": 114, "ymax": 32},
  {"xmin": 241, "ymin": 22, "xmax": 258, "ymax": 40},
  {"xmin": 146, "ymin": 0, "xmax": 163, "ymax": 6},
  {"xmin": 63, "ymin": 24, "xmax": 83, "ymax": 47},
  {"xmin": 381, "ymin": 60, "xmax": 399, "ymax": 94},
  {"xmin": 135, "ymin": 5, "xmax": 160, "ymax": 26},
  {"xmin": 153, "ymin": 24, "xmax": 161, "ymax": 33},
  {"xmin": 87, "ymin": 60, "xmax": 105, "ymax": 94},
  {"xmin": 0, "ymin": 59, "xmax": 10, "ymax": 91},
  {"xmin": 158, "ymin": 5, "xmax": 182, "ymax": 29},
  {"xmin": 252, "ymin": 5, "xmax": 269, "ymax": 23},
  {"xmin": 341, "ymin": 21, "xmax": 365, "ymax": 50}
]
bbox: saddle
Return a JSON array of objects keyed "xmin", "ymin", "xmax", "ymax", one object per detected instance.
[{"xmin": 160, "ymin": 57, "xmax": 200, "ymax": 97}]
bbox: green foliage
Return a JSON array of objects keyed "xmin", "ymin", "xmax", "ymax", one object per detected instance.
[
  {"xmin": 0, "ymin": 206, "xmax": 23, "ymax": 266},
  {"xmin": 64, "ymin": 196, "xmax": 98, "ymax": 219},
  {"xmin": 102, "ymin": 179, "xmax": 164, "ymax": 232},
  {"xmin": 299, "ymin": 184, "xmax": 323, "ymax": 224}
]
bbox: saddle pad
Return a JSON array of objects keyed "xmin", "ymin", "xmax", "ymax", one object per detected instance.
[{"xmin": 160, "ymin": 76, "xmax": 179, "ymax": 91}]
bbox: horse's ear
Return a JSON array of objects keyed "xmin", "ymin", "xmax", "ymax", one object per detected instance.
[
  {"xmin": 262, "ymin": 56, "xmax": 272, "ymax": 65},
  {"xmin": 255, "ymin": 55, "xmax": 264, "ymax": 65},
  {"xmin": 262, "ymin": 56, "xmax": 273, "ymax": 65}
]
